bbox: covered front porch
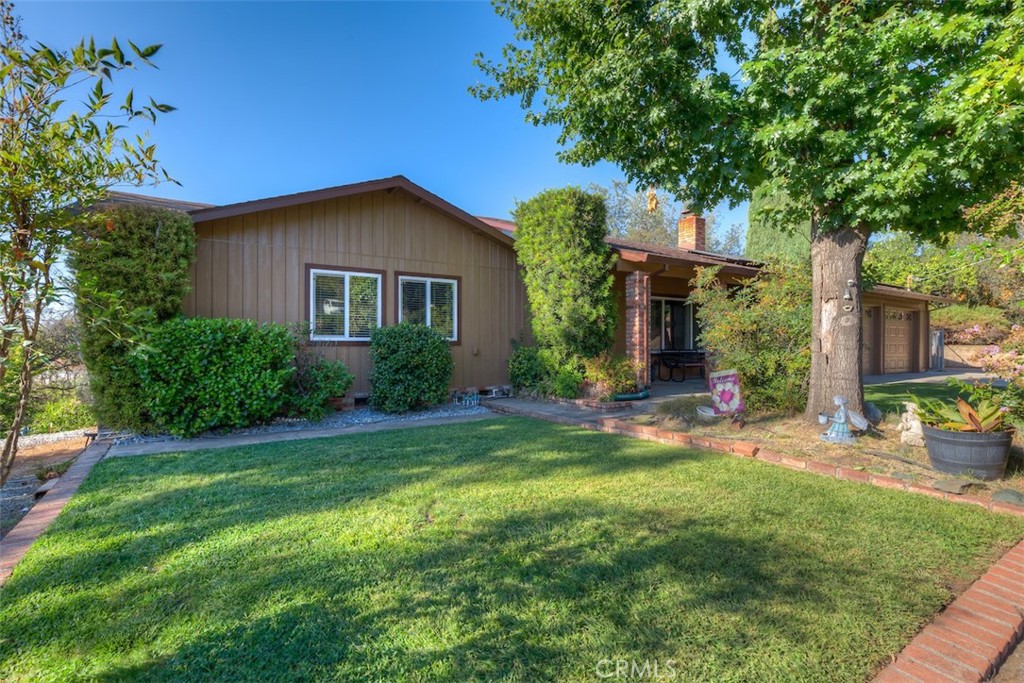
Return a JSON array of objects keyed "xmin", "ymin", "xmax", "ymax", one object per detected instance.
[{"xmin": 609, "ymin": 240, "xmax": 760, "ymax": 390}]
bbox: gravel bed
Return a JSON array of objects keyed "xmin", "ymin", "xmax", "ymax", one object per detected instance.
[
  {"xmin": 17, "ymin": 428, "xmax": 95, "ymax": 450},
  {"xmin": 112, "ymin": 403, "xmax": 492, "ymax": 446},
  {"xmin": 1, "ymin": 476, "xmax": 40, "ymax": 539}
]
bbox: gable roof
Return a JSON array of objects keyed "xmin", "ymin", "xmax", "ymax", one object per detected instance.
[{"xmin": 190, "ymin": 176, "xmax": 514, "ymax": 246}]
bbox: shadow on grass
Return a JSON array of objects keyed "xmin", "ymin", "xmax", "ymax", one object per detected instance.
[
  {"xmin": 69, "ymin": 506, "xmax": 852, "ymax": 682},
  {"xmin": 0, "ymin": 417, "xmax": 1015, "ymax": 682}
]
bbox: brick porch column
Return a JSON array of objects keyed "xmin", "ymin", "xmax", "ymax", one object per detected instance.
[{"xmin": 625, "ymin": 271, "xmax": 651, "ymax": 387}]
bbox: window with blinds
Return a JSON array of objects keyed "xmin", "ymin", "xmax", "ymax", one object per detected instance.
[
  {"xmin": 309, "ymin": 268, "xmax": 381, "ymax": 341},
  {"xmin": 398, "ymin": 275, "xmax": 458, "ymax": 341}
]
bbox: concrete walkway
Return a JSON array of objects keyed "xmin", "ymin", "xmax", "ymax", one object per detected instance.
[
  {"xmin": 107, "ymin": 412, "xmax": 495, "ymax": 458},
  {"xmin": 484, "ymin": 397, "xmax": 630, "ymax": 426},
  {"xmin": 864, "ymin": 369, "xmax": 992, "ymax": 385}
]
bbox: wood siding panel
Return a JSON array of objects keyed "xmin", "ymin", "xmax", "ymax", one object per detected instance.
[{"xmin": 191, "ymin": 189, "xmax": 527, "ymax": 395}]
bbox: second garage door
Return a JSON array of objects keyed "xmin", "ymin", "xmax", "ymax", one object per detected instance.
[{"xmin": 884, "ymin": 309, "xmax": 914, "ymax": 373}]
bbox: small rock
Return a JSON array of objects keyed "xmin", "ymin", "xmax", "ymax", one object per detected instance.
[
  {"xmin": 993, "ymin": 489, "xmax": 1024, "ymax": 506},
  {"xmin": 932, "ymin": 479, "xmax": 972, "ymax": 495},
  {"xmin": 892, "ymin": 472, "xmax": 916, "ymax": 482}
]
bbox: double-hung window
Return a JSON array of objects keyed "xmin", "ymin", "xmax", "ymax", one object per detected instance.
[
  {"xmin": 398, "ymin": 275, "xmax": 458, "ymax": 341},
  {"xmin": 309, "ymin": 268, "xmax": 382, "ymax": 341}
]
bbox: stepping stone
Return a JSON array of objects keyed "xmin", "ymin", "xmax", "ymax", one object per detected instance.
[
  {"xmin": 932, "ymin": 479, "xmax": 972, "ymax": 495},
  {"xmin": 993, "ymin": 489, "xmax": 1024, "ymax": 506},
  {"xmin": 892, "ymin": 472, "xmax": 916, "ymax": 482}
]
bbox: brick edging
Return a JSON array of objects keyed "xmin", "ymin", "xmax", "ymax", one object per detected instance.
[
  {"xmin": 592, "ymin": 416, "xmax": 1024, "ymax": 519},
  {"xmin": 873, "ymin": 543, "xmax": 1024, "ymax": 682},
  {"xmin": 0, "ymin": 440, "xmax": 110, "ymax": 586},
  {"xmin": 486, "ymin": 405, "xmax": 1024, "ymax": 518}
]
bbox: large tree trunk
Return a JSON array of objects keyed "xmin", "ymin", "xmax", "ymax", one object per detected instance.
[{"xmin": 804, "ymin": 223, "xmax": 871, "ymax": 422}]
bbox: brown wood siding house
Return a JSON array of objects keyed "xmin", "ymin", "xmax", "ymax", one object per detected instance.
[
  {"xmin": 183, "ymin": 177, "xmax": 529, "ymax": 396},
  {"xmin": 116, "ymin": 175, "xmax": 938, "ymax": 398}
]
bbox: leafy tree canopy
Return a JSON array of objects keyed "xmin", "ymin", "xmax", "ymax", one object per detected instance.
[
  {"xmin": 475, "ymin": 1, "xmax": 1023, "ymax": 241},
  {"xmin": 745, "ymin": 185, "xmax": 810, "ymax": 263}
]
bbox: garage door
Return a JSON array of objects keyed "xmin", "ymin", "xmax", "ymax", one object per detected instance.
[{"xmin": 884, "ymin": 309, "xmax": 914, "ymax": 373}]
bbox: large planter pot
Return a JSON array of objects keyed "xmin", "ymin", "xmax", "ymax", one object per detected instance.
[{"xmin": 922, "ymin": 424, "xmax": 1013, "ymax": 480}]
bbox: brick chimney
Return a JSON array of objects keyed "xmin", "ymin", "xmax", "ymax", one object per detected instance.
[{"xmin": 678, "ymin": 212, "xmax": 706, "ymax": 251}]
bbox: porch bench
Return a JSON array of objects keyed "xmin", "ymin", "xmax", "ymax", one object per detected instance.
[{"xmin": 653, "ymin": 351, "xmax": 705, "ymax": 382}]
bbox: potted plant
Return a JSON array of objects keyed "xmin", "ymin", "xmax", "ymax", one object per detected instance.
[{"xmin": 914, "ymin": 390, "xmax": 1013, "ymax": 480}]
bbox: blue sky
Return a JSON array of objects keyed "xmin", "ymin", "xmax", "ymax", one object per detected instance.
[{"xmin": 23, "ymin": 1, "xmax": 748, "ymax": 231}]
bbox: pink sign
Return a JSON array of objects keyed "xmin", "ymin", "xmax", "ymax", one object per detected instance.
[{"xmin": 709, "ymin": 369, "xmax": 745, "ymax": 415}]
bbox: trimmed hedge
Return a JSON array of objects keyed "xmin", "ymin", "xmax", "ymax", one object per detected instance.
[
  {"xmin": 135, "ymin": 318, "xmax": 295, "ymax": 437},
  {"xmin": 513, "ymin": 187, "xmax": 617, "ymax": 362},
  {"xmin": 370, "ymin": 323, "xmax": 453, "ymax": 413},
  {"xmin": 71, "ymin": 205, "xmax": 196, "ymax": 430}
]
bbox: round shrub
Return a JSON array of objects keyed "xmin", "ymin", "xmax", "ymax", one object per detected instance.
[
  {"xmin": 508, "ymin": 344, "xmax": 553, "ymax": 391},
  {"xmin": 582, "ymin": 353, "xmax": 638, "ymax": 399},
  {"xmin": 286, "ymin": 358, "xmax": 354, "ymax": 422},
  {"xmin": 370, "ymin": 323, "xmax": 454, "ymax": 413},
  {"xmin": 550, "ymin": 365, "xmax": 583, "ymax": 399},
  {"xmin": 135, "ymin": 318, "xmax": 295, "ymax": 436}
]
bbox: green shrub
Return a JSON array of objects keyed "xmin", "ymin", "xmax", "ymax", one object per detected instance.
[
  {"xmin": 513, "ymin": 187, "xmax": 617, "ymax": 362},
  {"xmin": 689, "ymin": 262, "xmax": 811, "ymax": 413},
  {"xmin": 286, "ymin": 358, "xmax": 354, "ymax": 422},
  {"xmin": 370, "ymin": 323, "xmax": 454, "ymax": 413},
  {"xmin": 550, "ymin": 366, "xmax": 583, "ymax": 399},
  {"xmin": 508, "ymin": 344, "xmax": 553, "ymax": 391},
  {"xmin": 931, "ymin": 304, "xmax": 1010, "ymax": 344},
  {"xmin": 27, "ymin": 394, "xmax": 94, "ymax": 434},
  {"xmin": 71, "ymin": 205, "xmax": 196, "ymax": 430},
  {"xmin": 582, "ymin": 353, "xmax": 638, "ymax": 399},
  {"xmin": 135, "ymin": 318, "xmax": 295, "ymax": 437}
]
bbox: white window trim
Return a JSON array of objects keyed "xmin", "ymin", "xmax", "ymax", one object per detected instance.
[
  {"xmin": 398, "ymin": 275, "xmax": 459, "ymax": 342},
  {"xmin": 309, "ymin": 268, "xmax": 382, "ymax": 342}
]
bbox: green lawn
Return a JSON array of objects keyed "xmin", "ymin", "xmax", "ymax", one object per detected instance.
[
  {"xmin": 2, "ymin": 417, "xmax": 1022, "ymax": 682},
  {"xmin": 864, "ymin": 380, "xmax": 965, "ymax": 415}
]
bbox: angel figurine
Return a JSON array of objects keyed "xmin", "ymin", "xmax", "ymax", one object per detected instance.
[{"xmin": 821, "ymin": 396, "xmax": 857, "ymax": 445}]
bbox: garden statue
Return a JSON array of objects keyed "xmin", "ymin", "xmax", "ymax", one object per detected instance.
[
  {"xmin": 897, "ymin": 401, "xmax": 926, "ymax": 447},
  {"xmin": 821, "ymin": 396, "xmax": 857, "ymax": 445}
]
